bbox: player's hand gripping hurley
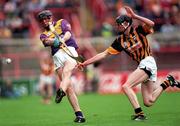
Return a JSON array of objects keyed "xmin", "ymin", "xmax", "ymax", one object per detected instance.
[{"xmin": 48, "ymin": 22, "xmax": 84, "ymax": 70}]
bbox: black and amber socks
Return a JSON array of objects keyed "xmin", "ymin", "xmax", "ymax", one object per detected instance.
[
  {"xmin": 160, "ymin": 80, "xmax": 170, "ymax": 90},
  {"xmin": 134, "ymin": 107, "xmax": 144, "ymax": 115}
]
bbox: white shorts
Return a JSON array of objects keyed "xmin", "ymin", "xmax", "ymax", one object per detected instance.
[
  {"xmin": 53, "ymin": 46, "xmax": 78, "ymax": 70},
  {"xmin": 138, "ymin": 56, "xmax": 157, "ymax": 82},
  {"xmin": 40, "ymin": 74, "xmax": 54, "ymax": 85}
]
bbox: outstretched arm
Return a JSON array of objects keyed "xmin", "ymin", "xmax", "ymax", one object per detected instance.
[
  {"xmin": 79, "ymin": 50, "xmax": 110, "ymax": 67},
  {"xmin": 124, "ymin": 6, "xmax": 154, "ymax": 27}
]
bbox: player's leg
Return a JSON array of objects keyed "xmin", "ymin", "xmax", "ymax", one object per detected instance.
[
  {"xmin": 142, "ymin": 75, "xmax": 180, "ymax": 107},
  {"xmin": 125, "ymin": 56, "xmax": 157, "ymax": 120},
  {"xmin": 66, "ymin": 85, "xmax": 86, "ymax": 123},
  {"xmin": 61, "ymin": 61, "xmax": 75, "ymax": 91},
  {"xmin": 39, "ymin": 83, "xmax": 45, "ymax": 99},
  {"xmin": 39, "ymin": 75, "xmax": 46, "ymax": 103},
  {"xmin": 141, "ymin": 78, "xmax": 171, "ymax": 107},
  {"xmin": 42, "ymin": 75, "xmax": 54, "ymax": 104},
  {"xmin": 46, "ymin": 84, "xmax": 53, "ymax": 104},
  {"xmin": 141, "ymin": 81, "xmax": 163, "ymax": 107},
  {"xmin": 55, "ymin": 67, "xmax": 65, "ymax": 103},
  {"xmin": 55, "ymin": 60, "xmax": 75, "ymax": 103},
  {"xmin": 122, "ymin": 68, "xmax": 149, "ymax": 120}
]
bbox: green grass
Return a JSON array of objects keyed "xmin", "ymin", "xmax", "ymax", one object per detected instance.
[{"xmin": 0, "ymin": 92, "xmax": 180, "ymax": 126}]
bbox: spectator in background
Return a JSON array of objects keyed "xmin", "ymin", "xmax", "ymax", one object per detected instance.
[
  {"xmin": 160, "ymin": 20, "xmax": 175, "ymax": 33},
  {"xmin": 0, "ymin": 26, "xmax": 12, "ymax": 38},
  {"xmin": 171, "ymin": 5, "xmax": 180, "ymax": 28},
  {"xmin": 39, "ymin": 50, "xmax": 55, "ymax": 104},
  {"xmin": 9, "ymin": 15, "xmax": 23, "ymax": 38},
  {"xmin": 1, "ymin": 0, "xmax": 179, "ymax": 39},
  {"xmin": 148, "ymin": 3, "xmax": 165, "ymax": 32},
  {"xmin": 92, "ymin": 22, "xmax": 102, "ymax": 36},
  {"xmin": 0, "ymin": 11, "xmax": 12, "ymax": 38},
  {"xmin": 44, "ymin": 0, "xmax": 65, "ymax": 9},
  {"xmin": 1, "ymin": 79, "xmax": 21, "ymax": 98},
  {"xmin": 101, "ymin": 16, "xmax": 115, "ymax": 37},
  {"xmin": 27, "ymin": 0, "xmax": 46, "ymax": 12},
  {"xmin": 3, "ymin": 0, "xmax": 31, "ymax": 38}
]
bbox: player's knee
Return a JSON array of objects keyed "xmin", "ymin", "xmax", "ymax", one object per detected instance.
[
  {"xmin": 144, "ymin": 102, "xmax": 152, "ymax": 107},
  {"xmin": 122, "ymin": 85, "xmax": 127, "ymax": 91},
  {"xmin": 63, "ymin": 69, "xmax": 71, "ymax": 76},
  {"xmin": 143, "ymin": 99, "xmax": 154, "ymax": 107},
  {"xmin": 66, "ymin": 86, "xmax": 74, "ymax": 94},
  {"xmin": 122, "ymin": 84, "xmax": 131, "ymax": 92}
]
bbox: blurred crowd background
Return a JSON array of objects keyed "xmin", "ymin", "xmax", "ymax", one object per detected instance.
[
  {"xmin": 0, "ymin": 0, "xmax": 179, "ymax": 38},
  {"xmin": 0, "ymin": 0, "xmax": 180, "ymax": 98}
]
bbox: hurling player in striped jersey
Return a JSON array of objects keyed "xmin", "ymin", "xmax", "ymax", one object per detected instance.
[{"xmin": 78, "ymin": 6, "xmax": 180, "ymax": 121}]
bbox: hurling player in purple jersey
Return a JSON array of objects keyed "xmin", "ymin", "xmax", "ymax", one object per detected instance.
[{"xmin": 37, "ymin": 10, "xmax": 85, "ymax": 123}]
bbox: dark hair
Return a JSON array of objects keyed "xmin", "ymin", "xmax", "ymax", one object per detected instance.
[
  {"xmin": 37, "ymin": 10, "xmax": 52, "ymax": 21},
  {"xmin": 116, "ymin": 15, "xmax": 132, "ymax": 25}
]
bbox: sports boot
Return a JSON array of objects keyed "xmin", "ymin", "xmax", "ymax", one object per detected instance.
[
  {"xmin": 55, "ymin": 88, "xmax": 66, "ymax": 103},
  {"xmin": 131, "ymin": 114, "xmax": 147, "ymax": 121},
  {"xmin": 167, "ymin": 75, "xmax": 180, "ymax": 88},
  {"xmin": 74, "ymin": 116, "xmax": 86, "ymax": 123}
]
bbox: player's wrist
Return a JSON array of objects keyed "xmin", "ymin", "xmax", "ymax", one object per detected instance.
[
  {"xmin": 132, "ymin": 14, "xmax": 137, "ymax": 19},
  {"xmin": 53, "ymin": 37, "xmax": 60, "ymax": 47},
  {"xmin": 82, "ymin": 61, "xmax": 88, "ymax": 67}
]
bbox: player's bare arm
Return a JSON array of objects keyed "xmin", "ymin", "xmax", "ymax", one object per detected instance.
[
  {"xmin": 80, "ymin": 50, "xmax": 110, "ymax": 67},
  {"xmin": 124, "ymin": 6, "xmax": 154, "ymax": 27},
  {"xmin": 62, "ymin": 31, "xmax": 71, "ymax": 43}
]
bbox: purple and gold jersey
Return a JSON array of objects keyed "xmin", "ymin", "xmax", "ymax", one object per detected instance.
[
  {"xmin": 40, "ymin": 19, "xmax": 78, "ymax": 55},
  {"xmin": 107, "ymin": 24, "xmax": 153, "ymax": 64}
]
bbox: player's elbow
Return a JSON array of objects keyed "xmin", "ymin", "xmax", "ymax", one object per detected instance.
[
  {"xmin": 43, "ymin": 43, "xmax": 49, "ymax": 47},
  {"xmin": 42, "ymin": 41, "xmax": 49, "ymax": 47},
  {"xmin": 103, "ymin": 50, "xmax": 111, "ymax": 57},
  {"xmin": 43, "ymin": 44, "xmax": 48, "ymax": 47},
  {"xmin": 146, "ymin": 20, "xmax": 155, "ymax": 28},
  {"xmin": 43, "ymin": 40, "xmax": 50, "ymax": 47}
]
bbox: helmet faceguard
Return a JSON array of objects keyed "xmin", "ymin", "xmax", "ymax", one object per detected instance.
[
  {"xmin": 116, "ymin": 15, "xmax": 132, "ymax": 26},
  {"xmin": 115, "ymin": 15, "xmax": 132, "ymax": 34},
  {"xmin": 37, "ymin": 10, "xmax": 52, "ymax": 21}
]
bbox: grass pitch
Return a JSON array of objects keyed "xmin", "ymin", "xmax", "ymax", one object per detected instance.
[{"xmin": 0, "ymin": 92, "xmax": 180, "ymax": 126}]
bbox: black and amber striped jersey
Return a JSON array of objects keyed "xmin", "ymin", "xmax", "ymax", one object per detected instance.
[{"xmin": 107, "ymin": 24, "xmax": 153, "ymax": 64}]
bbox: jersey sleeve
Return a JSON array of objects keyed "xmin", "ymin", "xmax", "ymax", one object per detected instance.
[
  {"xmin": 136, "ymin": 24, "xmax": 154, "ymax": 36},
  {"xmin": 61, "ymin": 19, "xmax": 71, "ymax": 33},
  {"xmin": 40, "ymin": 34, "xmax": 48, "ymax": 46},
  {"xmin": 106, "ymin": 37, "xmax": 123, "ymax": 55}
]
